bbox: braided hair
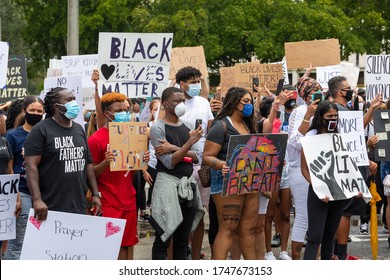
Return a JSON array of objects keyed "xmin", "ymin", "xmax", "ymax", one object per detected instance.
[
  {"xmin": 215, "ymin": 87, "xmax": 256, "ymax": 133},
  {"xmin": 44, "ymin": 87, "xmax": 66, "ymax": 118},
  {"xmin": 6, "ymin": 99, "xmax": 24, "ymax": 131}
]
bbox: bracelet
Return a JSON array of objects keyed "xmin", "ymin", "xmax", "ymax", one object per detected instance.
[{"xmin": 302, "ymin": 119, "xmax": 310, "ymax": 123}]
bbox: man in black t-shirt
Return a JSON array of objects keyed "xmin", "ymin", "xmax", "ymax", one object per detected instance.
[{"xmin": 25, "ymin": 87, "xmax": 101, "ymax": 221}]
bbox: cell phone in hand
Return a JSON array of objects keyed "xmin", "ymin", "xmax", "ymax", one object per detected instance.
[
  {"xmin": 311, "ymin": 92, "xmax": 324, "ymax": 103},
  {"xmin": 195, "ymin": 119, "xmax": 202, "ymax": 129},
  {"xmin": 290, "ymin": 91, "xmax": 298, "ymax": 100},
  {"xmin": 214, "ymin": 92, "xmax": 222, "ymax": 101},
  {"xmin": 252, "ymin": 77, "xmax": 259, "ymax": 92},
  {"xmin": 275, "ymin": 78, "xmax": 285, "ymax": 96}
]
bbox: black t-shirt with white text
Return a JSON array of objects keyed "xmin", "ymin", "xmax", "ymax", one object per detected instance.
[{"xmin": 24, "ymin": 118, "xmax": 93, "ymax": 214}]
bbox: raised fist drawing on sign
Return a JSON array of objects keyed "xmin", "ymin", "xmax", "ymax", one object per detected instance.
[{"xmin": 309, "ymin": 150, "xmax": 347, "ymax": 200}]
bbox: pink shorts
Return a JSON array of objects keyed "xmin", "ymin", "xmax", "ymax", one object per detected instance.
[{"xmin": 102, "ymin": 206, "xmax": 139, "ymax": 247}]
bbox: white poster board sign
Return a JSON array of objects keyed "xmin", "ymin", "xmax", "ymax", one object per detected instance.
[
  {"xmin": 20, "ymin": 209, "xmax": 126, "ymax": 260},
  {"xmin": 340, "ymin": 62, "xmax": 360, "ymax": 89},
  {"xmin": 365, "ymin": 55, "xmax": 390, "ymax": 102},
  {"xmin": 98, "ymin": 32, "xmax": 173, "ymax": 98},
  {"xmin": 272, "ymin": 61, "xmax": 289, "ymax": 85},
  {"xmin": 62, "ymin": 54, "xmax": 98, "ymax": 110},
  {"xmin": 316, "ymin": 65, "xmax": 341, "ymax": 89},
  {"xmin": 301, "ymin": 133, "xmax": 371, "ymax": 201},
  {"xmin": 0, "ymin": 41, "xmax": 9, "ymax": 89},
  {"xmin": 338, "ymin": 111, "xmax": 368, "ymax": 166},
  {"xmin": 0, "ymin": 174, "xmax": 20, "ymax": 241},
  {"xmin": 42, "ymin": 75, "xmax": 84, "ymax": 128}
]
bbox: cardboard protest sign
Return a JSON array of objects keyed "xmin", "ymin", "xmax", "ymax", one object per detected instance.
[
  {"xmin": 169, "ymin": 46, "xmax": 208, "ymax": 79},
  {"xmin": 373, "ymin": 109, "xmax": 390, "ymax": 161},
  {"xmin": 109, "ymin": 122, "xmax": 148, "ymax": 171},
  {"xmin": 337, "ymin": 111, "xmax": 368, "ymax": 166},
  {"xmin": 62, "ymin": 54, "xmax": 98, "ymax": 110},
  {"xmin": 98, "ymin": 32, "xmax": 173, "ymax": 98},
  {"xmin": 316, "ymin": 64, "xmax": 341, "ymax": 89},
  {"xmin": 0, "ymin": 55, "xmax": 28, "ymax": 102},
  {"xmin": 43, "ymin": 75, "xmax": 84, "ymax": 128},
  {"xmin": 138, "ymin": 101, "xmax": 151, "ymax": 123},
  {"xmin": 301, "ymin": 133, "xmax": 371, "ymax": 201},
  {"xmin": 222, "ymin": 134, "xmax": 288, "ymax": 196},
  {"xmin": 340, "ymin": 62, "xmax": 360, "ymax": 89},
  {"xmin": 0, "ymin": 174, "xmax": 20, "ymax": 241},
  {"xmin": 365, "ymin": 55, "xmax": 390, "ymax": 102},
  {"xmin": 20, "ymin": 209, "xmax": 126, "ymax": 260},
  {"xmin": 219, "ymin": 66, "xmax": 236, "ymax": 94},
  {"xmin": 0, "ymin": 41, "xmax": 9, "ymax": 90},
  {"xmin": 284, "ymin": 38, "xmax": 340, "ymax": 70},
  {"xmin": 234, "ymin": 62, "xmax": 284, "ymax": 92}
]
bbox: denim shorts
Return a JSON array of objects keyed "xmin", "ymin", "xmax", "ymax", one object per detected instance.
[{"xmin": 210, "ymin": 168, "xmax": 224, "ymax": 195}]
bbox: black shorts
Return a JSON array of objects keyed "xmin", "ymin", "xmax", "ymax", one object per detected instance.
[{"xmin": 342, "ymin": 197, "xmax": 366, "ymax": 217}]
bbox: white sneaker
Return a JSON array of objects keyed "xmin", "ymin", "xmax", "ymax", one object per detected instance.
[
  {"xmin": 279, "ymin": 251, "xmax": 292, "ymax": 260},
  {"xmin": 264, "ymin": 251, "xmax": 276, "ymax": 260}
]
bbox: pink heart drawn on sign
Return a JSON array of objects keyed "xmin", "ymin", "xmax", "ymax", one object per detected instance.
[
  {"xmin": 29, "ymin": 216, "xmax": 42, "ymax": 230},
  {"xmin": 105, "ymin": 221, "xmax": 121, "ymax": 238}
]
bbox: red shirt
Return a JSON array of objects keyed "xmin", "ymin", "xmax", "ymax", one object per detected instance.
[{"xmin": 88, "ymin": 127, "xmax": 136, "ymax": 210}]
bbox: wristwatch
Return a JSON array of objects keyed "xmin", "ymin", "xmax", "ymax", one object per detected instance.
[{"xmin": 92, "ymin": 192, "xmax": 102, "ymax": 198}]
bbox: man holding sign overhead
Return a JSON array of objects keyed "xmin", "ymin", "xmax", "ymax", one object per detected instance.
[{"xmin": 88, "ymin": 92, "xmax": 150, "ymax": 260}]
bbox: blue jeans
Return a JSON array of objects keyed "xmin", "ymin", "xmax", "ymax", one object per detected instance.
[
  {"xmin": 6, "ymin": 192, "xmax": 32, "ymax": 260},
  {"xmin": 210, "ymin": 169, "xmax": 223, "ymax": 195}
]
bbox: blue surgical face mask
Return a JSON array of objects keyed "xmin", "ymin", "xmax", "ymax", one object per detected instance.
[
  {"xmin": 240, "ymin": 103, "xmax": 253, "ymax": 117},
  {"xmin": 59, "ymin": 100, "xmax": 80, "ymax": 120},
  {"xmin": 187, "ymin": 83, "xmax": 201, "ymax": 97},
  {"xmin": 109, "ymin": 111, "xmax": 129, "ymax": 122}
]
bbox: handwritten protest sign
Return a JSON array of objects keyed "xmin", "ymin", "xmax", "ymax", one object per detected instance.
[
  {"xmin": 169, "ymin": 46, "xmax": 207, "ymax": 79},
  {"xmin": 98, "ymin": 32, "xmax": 173, "ymax": 98},
  {"xmin": 316, "ymin": 64, "xmax": 341, "ymax": 89},
  {"xmin": 285, "ymin": 38, "xmax": 340, "ymax": 70},
  {"xmin": 271, "ymin": 61, "xmax": 289, "ymax": 85},
  {"xmin": 222, "ymin": 134, "xmax": 287, "ymax": 196},
  {"xmin": 62, "ymin": 54, "xmax": 98, "ymax": 110},
  {"xmin": 0, "ymin": 41, "xmax": 9, "ymax": 90},
  {"xmin": 109, "ymin": 122, "xmax": 148, "ymax": 171},
  {"xmin": 234, "ymin": 62, "xmax": 283, "ymax": 92},
  {"xmin": 47, "ymin": 59, "xmax": 62, "ymax": 78},
  {"xmin": 20, "ymin": 209, "xmax": 125, "ymax": 260},
  {"xmin": 0, "ymin": 174, "xmax": 20, "ymax": 241},
  {"xmin": 301, "ymin": 133, "xmax": 371, "ymax": 201},
  {"xmin": 340, "ymin": 62, "xmax": 360, "ymax": 89},
  {"xmin": 0, "ymin": 55, "xmax": 28, "ymax": 102},
  {"xmin": 373, "ymin": 109, "xmax": 390, "ymax": 161},
  {"xmin": 43, "ymin": 75, "xmax": 84, "ymax": 127},
  {"xmin": 219, "ymin": 66, "xmax": 236, "ymax": 94},
  {"xmin": 337, "ymin": 111, "xmax": 368, "ymax": 166},
  {"xmin": 365, "ymin": 55, "xmax": 390, "ymax": 102}
]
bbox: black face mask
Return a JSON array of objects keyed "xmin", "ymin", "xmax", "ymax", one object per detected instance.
[
  {"xmin": 342, "ymin": 89, "xmax": 353, "ymax": 102},
  {"xmin": 284, "ymin": 99, "xmax": 296, "ymax": 110},
  {"xmin": 25, "ymin": 112, "xmax": 43, "ymax": 126},
  {"xmin": 323, "ymin": 119, "xmax": 337, "ymax": 132}
]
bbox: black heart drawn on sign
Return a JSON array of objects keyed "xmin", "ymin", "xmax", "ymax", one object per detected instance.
[{"xmin": 101, "ymin": 64, "xmax": 115, "ymax": 80}]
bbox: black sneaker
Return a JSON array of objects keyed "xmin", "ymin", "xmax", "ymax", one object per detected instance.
[
  {"xmin": 271, "ymin": 234, "xmax": 281, "ymax": 248},
  {"xmin": 139, "ymin": 213, "xmax": 150, "ymax": 222}
]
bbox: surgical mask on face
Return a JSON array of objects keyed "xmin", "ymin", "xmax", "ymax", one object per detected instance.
[
  {"xmin": 187, "ymin": 83, "xmax": 201, "ymax": 97},
  {"xmin": 239, "ymin": 103, "xmax": 253, "ymax": 117},
  {"xmin": 59, "ymin": 100, "xmax": 80, "ymax": 120},
  {"xmin": 323, "ymin": 119, "xmax": 338, "ymax": 132},
  {"xmin": 108, "ymin": 111, "xmax": 130, "ymax": 122}
]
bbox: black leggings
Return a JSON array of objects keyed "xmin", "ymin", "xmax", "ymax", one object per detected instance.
[
  {"xmin": 304, "ymin": 186, "xmax": 345, "ymax": 260},
  {"xmin": 136, "ymin": 166, "xmax": 158, "ymax": 212}
]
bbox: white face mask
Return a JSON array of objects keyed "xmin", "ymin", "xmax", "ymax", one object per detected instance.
[{"xmin": 174, "ymin": 102, "xmax": 186, "ymax": 117}]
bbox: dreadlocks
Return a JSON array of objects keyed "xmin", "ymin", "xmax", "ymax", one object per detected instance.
[
  {"xmin": 6, "ymin": 99, "xmax": 24, "ymax": 131},
  {"xmin": 44, "ymin": 87, "xmax": 66, "ymax": 118},
  {"xmin": 215, "ymin": 87, "xmax": 256, "ymax": 133}
]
